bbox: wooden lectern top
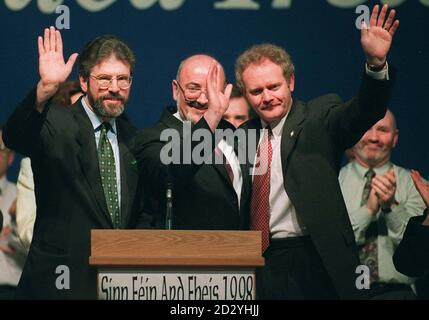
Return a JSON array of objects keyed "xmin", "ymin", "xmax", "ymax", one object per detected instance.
[{"xmin": 90, "ymin": 230, "xmax": 265, "ymax": 268}]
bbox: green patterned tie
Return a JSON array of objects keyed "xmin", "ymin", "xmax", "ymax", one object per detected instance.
[
  {"xmin": 98, "ymin": 122, "xmax": 120, "ymax": 228},
  {"xmin": 359, "ymin": 169, "xmax": 378, "ymax": 282}
]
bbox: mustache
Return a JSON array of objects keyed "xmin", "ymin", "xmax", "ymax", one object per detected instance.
[
  {"xmin": 261, "ymin": 102, "xmax": 278, "ymax": 110},
  {"xmin": 102, "ymin": 94, "xmax": 125, "ymax": 102},
  {"xmin": 187, "ymin": 100, "xmax": 208, "ymax": 110}
]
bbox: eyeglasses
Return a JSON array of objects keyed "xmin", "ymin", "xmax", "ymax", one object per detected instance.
[
  {"xmin": 176, "ymin": 81, "xmax": 207, "ymax": 101},
  {"xmin": 89, "ymin": 74, "xmax": 133, "ymax": 90}
]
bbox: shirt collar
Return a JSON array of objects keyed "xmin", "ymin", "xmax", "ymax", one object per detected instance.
[
  {"xmin": 260, "ymin": 108, "xmax": 290, "ymax": 140},
  {"xmin": 81, "ymin": 95, "xmax": 117, "ymax": 134},
  {"xmin": 173, "ymin": 111, "xmax": 183, "ymax": 123},
  {"xmin": 352, "ymin": 160, "xmax": 393, "ymax": 179}
]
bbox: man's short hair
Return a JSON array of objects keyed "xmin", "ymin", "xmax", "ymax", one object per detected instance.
[
  {"xmin": 235, "ymin": 43, "xmax": 295, "ymax": 90},
  {"xmin": 78, "ymin": 35, "xmax": 135, "ymax": 80}
]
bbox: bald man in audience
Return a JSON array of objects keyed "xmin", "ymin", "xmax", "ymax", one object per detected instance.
[{"xmin": 339, "ymin": 110, "xmax": 426, "ymax": 299}]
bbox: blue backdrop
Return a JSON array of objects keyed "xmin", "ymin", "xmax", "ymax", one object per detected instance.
[{"xmin": 1, "ymin": 0, "xmax": 428, "ymax": 181}]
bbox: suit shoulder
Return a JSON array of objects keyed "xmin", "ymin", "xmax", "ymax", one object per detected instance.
[
  {"xmin": 307, "ymin": 93, "xmax": 342, "ymax": 107},
  {"xmin": 50, "ymin": 103, "xmax": 73, "ymax": 115},
  {"xmin": 219, "ymin": 119, "xmax": 236, "ymax": 131},
  {"xmin": 136, "ymin": 121, "xmax": 167, "ymax": 144},
  {"xmin": 240, "ymin": 117, "xmax": 260, "ymax": 130},
  {"xmin": 304, "ymin": 94, "xmax": 344, "ymax": 122},
  {"xmin": 44, "ymin": 103, "xmax": 75, "ymax": 128}
]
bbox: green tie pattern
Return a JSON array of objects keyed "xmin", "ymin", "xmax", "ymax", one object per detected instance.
[
  {"xmin": 359, "ymin": 169, "xmax": 378, "ymax": 283},
  {"xmin": 98, "ymin": 123, "xmax": 120, "ymax": 228}
]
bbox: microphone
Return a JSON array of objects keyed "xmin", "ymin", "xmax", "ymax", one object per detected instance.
[{"xmin": 165, "ymin": 182, "xmax": 173, "ymax": 230}]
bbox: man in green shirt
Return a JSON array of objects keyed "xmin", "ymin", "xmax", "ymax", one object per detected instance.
[{"xmin": 339, "ymin": 109, "xmax": 426, "ymax": 299}]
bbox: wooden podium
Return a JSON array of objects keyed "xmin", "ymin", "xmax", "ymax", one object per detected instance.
[{"xmin": 89, "ymin": 230, "xmax": 264, "ymax": 300}]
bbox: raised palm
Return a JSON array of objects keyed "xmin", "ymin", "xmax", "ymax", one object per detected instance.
[
  {"xmin": 206, "ymin": 62, "xmax": 233, "ymax": 116},
  {"xmin": 361, "ymin": 5, "xmax": 399, "ymax": 66},
  {"xmin": 38, "ymin": 26, "xmax": 78, "ymax": 85}
]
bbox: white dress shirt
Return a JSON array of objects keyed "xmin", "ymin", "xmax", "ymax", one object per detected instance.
[
  {"xmin": 0, "ymin": 175, "xmax": 26, "ymax": 286},
  {"xmin": 255, "ymin": 115, "xmax": 306, "ymax": 238},
  {"xmin": 16, "ymin": 157, "xmax": 36, "ymax": 249}
]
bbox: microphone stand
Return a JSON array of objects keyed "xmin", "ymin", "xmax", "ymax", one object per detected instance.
[{"xmin": 165, "ymin": 182, "xmax": 173, "ymax": 230}]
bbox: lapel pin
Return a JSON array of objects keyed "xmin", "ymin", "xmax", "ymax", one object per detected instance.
[{"xmin": 290, "ymin": 130, "xmax": 294, "ymax": 137}]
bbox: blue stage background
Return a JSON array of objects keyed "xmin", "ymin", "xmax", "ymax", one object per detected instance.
[{"xmin": 1, "ymin": 0, "xmax": 428, "ymax": 181}]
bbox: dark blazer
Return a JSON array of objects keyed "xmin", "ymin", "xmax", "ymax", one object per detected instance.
[
  {"xmin": 393, "ymin": 209, "xmax": 429, "ymax": 277},
  {"xmin": 134, "ymin": 106, "xmax": 250, "ymax": 230},
  {"xmin": 3, "ymin": 90, "xmax": 147, "ymax": 299},
  {"xmin": 241, "ymin": 72, "xmax": 395, "ymax": 299}
]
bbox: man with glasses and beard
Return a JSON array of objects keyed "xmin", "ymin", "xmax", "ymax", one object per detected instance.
[
  {"xmin": 3, "ymin": 27, "xmax": 149, "ymax": 299},
  {"xmin": 135, "ymin": 54, "xmax": 250, "ymax": 231}
]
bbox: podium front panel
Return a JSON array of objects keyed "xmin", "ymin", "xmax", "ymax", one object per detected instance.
[{"xmin": 97, "ymin": 268, "xmax": 256, "ymax": 300}]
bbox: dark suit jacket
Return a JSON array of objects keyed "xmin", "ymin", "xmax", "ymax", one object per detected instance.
[
  {"xmin": 240, "ymin": 72, "xmax": 394, "ymax": 299},
  {"xmin": 134, "ymin": 106, "xmax": 250, "ymax": 230},
  {"xmin": 393, "ymin": 209, "xmax": 429, "ymax": 277},
  {"xmin": 3, "ymin": 91, "xmax": 147, "ymax": 299}
]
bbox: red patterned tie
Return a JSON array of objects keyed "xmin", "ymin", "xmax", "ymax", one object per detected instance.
[{"xmin": 250, "ymin": 126, "xmax": 273, "ymax": 254}]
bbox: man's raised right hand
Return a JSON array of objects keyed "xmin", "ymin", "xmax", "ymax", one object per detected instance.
[{"xmin": 36, "ymin": 26, "xmax": 78, "ymax": 112}]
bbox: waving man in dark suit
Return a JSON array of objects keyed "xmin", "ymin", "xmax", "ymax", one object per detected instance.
[
  {"xmin": 4, "ymin": 27, "xmax": 148, "ymax": 299},
  {"xmin": 235, "ymin": 4, "xmax": 399, "ymax": 299}
]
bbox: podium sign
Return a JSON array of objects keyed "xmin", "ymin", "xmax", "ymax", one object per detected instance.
[
  {"xmin": 90, "ymin": 230, "xmax": 264, "ymax": 300},
  {"xmin": 98, "ymin": 269, "xmax": 255, "ymax": 300}
]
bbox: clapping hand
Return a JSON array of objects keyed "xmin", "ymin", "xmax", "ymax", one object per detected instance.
[{"xmin": 371, "ymin": 169, "xmax": 397, "ymax": 210}]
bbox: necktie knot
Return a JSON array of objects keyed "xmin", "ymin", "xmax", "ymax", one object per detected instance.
[
  {"xmin": 361, "ymin": 169, "xmax": 375, "ymax": 206},
  {"xmin": 265, "ymin": 125, "xmax": 273, "ymax": 138},
  {"xmin": 365, "ymin": 169, "xmax": 376, "ymax": 180},
  {"xmin": 99, "ymin": 122, "xmax": 112, "ymax": 135}
]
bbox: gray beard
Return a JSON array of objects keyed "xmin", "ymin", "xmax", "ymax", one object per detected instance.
[
  {"xmin": 178, "ymin": 107, "xmax": 203, "ymax": 125},
  {"xmin": 355, "ymin": 148, "xmax": 390, "ymax": 168},
  {"xmin": 93, "ymin": 98, "xmax": 125, "ymax": 119}
]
